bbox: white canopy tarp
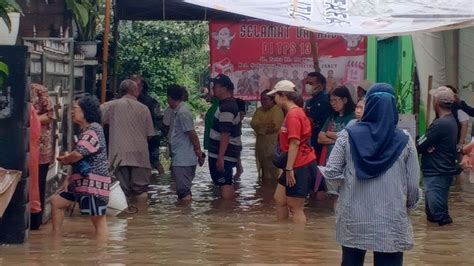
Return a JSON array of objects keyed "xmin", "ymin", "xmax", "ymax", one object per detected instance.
[
  {"xmin": 459, "ymin": 27, "xmax": 474, "ymax": 104},
  {"xmin": 184, "ymin": 0, "xmax": 474, "ymax": 35}
]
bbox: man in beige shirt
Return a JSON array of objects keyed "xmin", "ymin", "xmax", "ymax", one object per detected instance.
[{"xmin": 102, "ymin": 80, "xmax": 155, "ymax": 199}]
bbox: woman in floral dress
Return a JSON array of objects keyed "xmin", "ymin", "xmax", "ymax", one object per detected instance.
[{"xmin": 50, "ymin": 96, "xmax": 111, "ymax": 239}]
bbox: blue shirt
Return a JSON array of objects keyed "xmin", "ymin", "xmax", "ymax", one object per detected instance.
[{"xmin": 170, "ymin": 102, "xmax": 198, "ymax": 167}]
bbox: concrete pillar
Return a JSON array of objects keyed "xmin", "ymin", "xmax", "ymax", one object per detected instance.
[
  {"xmin": 459, "ymin": 27, "xmax": 474, "ymax": 106},
  {"xmin": 412, "ymin": 32, "xmax": 448, "ymax": 133},
  {"xmin": 443, "ymin": 30, "xmax": 459, "ymax": 88},
  {"xmin": 0, "ymin": 46, "xmax": 29, "ymax": 244}
]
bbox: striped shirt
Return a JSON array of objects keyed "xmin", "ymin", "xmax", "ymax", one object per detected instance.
[
  {"xmin": 102, "ymin": 95, "xmax": 155, "ymax": 168},
  {"xmin": 208, "ymin": 98, "xmax": 242, "ymax": 162},
  {"xmin": 319, "ymin": 130, "xmax": 420, "ymax": 253}
]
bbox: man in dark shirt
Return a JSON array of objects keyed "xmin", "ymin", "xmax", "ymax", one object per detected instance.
[
  {"xmin": 131, "ymin": 74, "xmax": 163, "ymax": 174},
  {"xmin": 417, "ymin": 86, "xmax": 458, "ymax": 226},
  {"xmin": 304, "ymin": 72, "xmax": 332, "ymax": 156},
  {"xmin": 208, "ymin": 74, "xmax": 242, "ymax": 200},
  {"xmin": 455, "ymin": 89, "xmax": 474, "ymax": 146}
]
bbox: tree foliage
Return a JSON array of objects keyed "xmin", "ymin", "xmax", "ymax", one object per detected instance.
[{"xmin": 117, "ymin": 21, "xmax": 210, "ymax": 114}]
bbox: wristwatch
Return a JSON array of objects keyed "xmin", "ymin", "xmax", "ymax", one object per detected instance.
[{"xmin": 284, "ymin": 168, "xmax": 293, "ymax": 172}]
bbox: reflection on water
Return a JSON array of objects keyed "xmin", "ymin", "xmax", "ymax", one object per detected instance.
[{"xmin": 2, "ymin": 118, "xmax": 474, "ymax": 264}]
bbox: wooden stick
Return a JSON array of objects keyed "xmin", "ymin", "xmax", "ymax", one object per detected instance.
[
  {"xmin": 310, "ymin": 31, "xmax": 321, "ymax": 73},
  {"xmin": 426, "ymin": 75, "xmax": 433, "ymax": 126}
]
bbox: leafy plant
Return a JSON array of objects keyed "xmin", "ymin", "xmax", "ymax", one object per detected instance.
[
  {"xmin": 462, "ymin": 81, "xmax": 474, "ymax": 90},
  {"xmin": 116, "ymin": 21, "xmax": 210, "ymax": 115},
  {"xmin": 394, "ymin": 80, "xmax": 414, "ymax": 114},
  {"xmin": 65, "ymin": 0, "xmax": 102, "ymax": 41},
  {"xmin": 0, "ymin": 59, "xmax": 9, "ymax": 89},
  {"xmin": 0, "ymin": 0, "xmax": 22, "ymax": 32}
]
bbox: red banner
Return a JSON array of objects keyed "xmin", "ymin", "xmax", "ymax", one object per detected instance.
[{"xmin": 210, "ymin": 21, "xmax": 367, "ymax": 101}]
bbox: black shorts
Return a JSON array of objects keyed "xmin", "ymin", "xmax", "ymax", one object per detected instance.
[
  {"xmin": 60, "ymin": 191, "xmax": 108, "ymax": 216},
  {"xmin": 278, "ymin": 161, "xmax": 317, "ymax": 198},
  {"xmin": 208, "ymin": 157, "xmax": 237, "ymax": 186}
]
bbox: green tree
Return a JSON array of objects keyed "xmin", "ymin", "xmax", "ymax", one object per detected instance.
[{"xmin": 117, "ymin": 21, "xmax": 209, "ymax": 114}]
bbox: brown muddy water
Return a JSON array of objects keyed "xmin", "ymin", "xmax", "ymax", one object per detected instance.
[{"xmin": 2, "ymin": 119, "xmax": 474, "ymax": 265}]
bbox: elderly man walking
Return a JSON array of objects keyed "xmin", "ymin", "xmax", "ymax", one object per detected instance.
[{"xmin": 102, "ymin": 79, "xmax": 155, "ymax": 201}]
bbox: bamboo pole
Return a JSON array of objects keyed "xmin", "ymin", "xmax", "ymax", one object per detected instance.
[
  {"xmin": 68, "ymin": 39, "xmax": 75, "ymax": 151},
  {"xmin": 111, "ymin": 2, "xmax": 120, "ymax": 98},
  {"xmin": 101, "ymin": 0, "xmax": 112, "ymax": 104},
  {"xmin": 425, "ymin": 75, "xmax": 433, "ymax": 126}
]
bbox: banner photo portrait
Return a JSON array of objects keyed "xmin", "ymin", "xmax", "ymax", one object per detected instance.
[{"xmin": 210, "ymin": 21, "xmax": 367, "ymax": 101}]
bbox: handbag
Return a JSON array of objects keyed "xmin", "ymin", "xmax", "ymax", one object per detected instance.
[
  {"xmin": 272, "ymin": 138, "xmax": 312, "ymax": 169},
  {"xmin": 0, "ymin": 168, "xmax": 22, "ymax": 218},
  {"xmin": 272, "ymin": 143, "xmax": 288, "ymax": 169}
]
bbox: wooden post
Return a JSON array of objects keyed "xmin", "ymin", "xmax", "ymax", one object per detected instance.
[
  {"xmin": 101, "ymin": 0, "xmax": 112, "ymax": 104},
  {"xmin": 68, "ymin": 38, "xmax": 75, "ymax": 151},
  {"xmin": 453, "ymin": 30, "xmax": 460, "ymax": 88},
  {"xmin": 425, "ymin": 75, "xmax": 433, "ymax": 126},
  {"xmin": 310, "ymin": 31, "xmax": 321, "ymax": 73},
  {"xmin": 111, "ymin": 2, "xmax": 120, "ymax": 98}
]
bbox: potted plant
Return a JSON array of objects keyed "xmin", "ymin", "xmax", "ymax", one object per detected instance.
[
  {"xmin": 65, "ymin": 0, "xmax": 102, "ymax": 58},
  {"xmin": 0, "ymin": 0, "xmax": 22, "ymax": 45}
]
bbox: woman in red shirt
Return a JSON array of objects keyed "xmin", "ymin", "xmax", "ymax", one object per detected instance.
[{"xmin": 267, "ymin": 80, "xmax": 318, "ymax": 224}]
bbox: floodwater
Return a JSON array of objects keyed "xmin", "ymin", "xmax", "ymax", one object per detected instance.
[{"xmin": 2, "ymin": 118, "xmax": 474, "ymax": 265}]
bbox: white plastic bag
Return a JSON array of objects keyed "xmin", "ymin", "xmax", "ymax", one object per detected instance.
[{"xmin": 107, "ymin": 181, "xmax": 128, "ymax": 216}]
